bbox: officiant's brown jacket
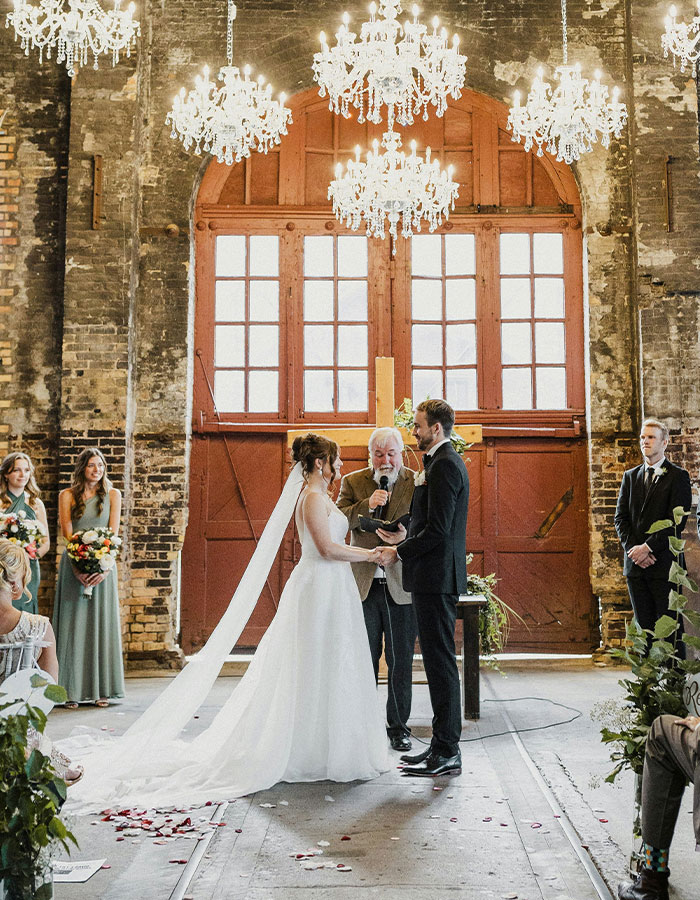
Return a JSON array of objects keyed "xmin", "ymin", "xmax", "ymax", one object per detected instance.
[{"xmin": 337, "ymin": 466, "xmax": 414, "ymax": 605}]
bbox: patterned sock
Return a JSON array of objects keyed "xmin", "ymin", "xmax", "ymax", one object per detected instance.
[{"xmin": 642, "ymin": 843, "xmax": 669, "ymax": 873}]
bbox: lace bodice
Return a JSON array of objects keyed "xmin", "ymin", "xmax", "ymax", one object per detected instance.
[
  {"xmin": 298, "ymin": 494, "xmax": 348, "ymax": 560},
  {"xmin": 0, "ymin": 611, "xmax": 49, "ymax": 684}
]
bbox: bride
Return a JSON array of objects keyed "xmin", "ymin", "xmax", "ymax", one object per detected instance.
[{"xmin": 64, "ymin": 434, "xmax": 390, "ymax": 810}]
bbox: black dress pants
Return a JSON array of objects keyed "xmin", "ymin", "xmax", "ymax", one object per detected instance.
[
  {"xmin": 412, "ymin": 590, "xmax": 462, "ymax": 757},
  {"xmin": 627, "ymin": 575, "xmax": 685, "ymax": 659},
  {"xmin": 362, "ymin": 579, "xmax": 417, "ymax": 737}
]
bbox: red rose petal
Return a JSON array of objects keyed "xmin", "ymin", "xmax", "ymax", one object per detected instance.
[{"xmin": 340, "ymin": 835, "xmax": 351, "ymax": 841}]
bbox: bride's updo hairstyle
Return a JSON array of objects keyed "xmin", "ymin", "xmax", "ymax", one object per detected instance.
[
  {"xmin": 292, "ymin": 433, "xmax": 339, "ymax": 486},
  {"xmin": 0, "ymin": 538, "xmax": 31, "ymax": 602}
]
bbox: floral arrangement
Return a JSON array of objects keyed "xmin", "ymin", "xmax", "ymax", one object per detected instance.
[
  {"xmin": 66, "ymin": 527, "xmax": 122, "ymax": 597},
  {"xmin": 0, "ymin": 510, "xmax": 46, "ymax": 559}
]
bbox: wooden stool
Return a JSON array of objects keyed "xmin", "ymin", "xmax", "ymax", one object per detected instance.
[{"xmin": 456, "ymin": 594, "xmax": 487, "ymax": 720}]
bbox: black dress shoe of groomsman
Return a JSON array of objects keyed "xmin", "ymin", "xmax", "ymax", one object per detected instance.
[
  {"xmin": 400, "ymin": 745, "xmax": 432, "ymax": 765},
  {"xmin": 389, "ymin": 733, "xmax": 412, "ymax": 752},
  {"xmin": 618, "ymin": 868, "xmax": 670, "ymax": 900},
  {"xmin": 401, "ymin": 751, "xmax": 462, "ymax": 778}
]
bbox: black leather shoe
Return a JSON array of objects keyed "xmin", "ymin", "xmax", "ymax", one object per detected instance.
[
  {"xmin": 401, "ymin": 751, "xmax": 462, "ymax": 777},
  {"xmin": 389, "ymin": 733, "xmax": 412, "ymax": 752},
  {"xmin": 400, "ymin": 746, "xmax": 432, "ymax": 764},
  {"xmin": 618, "ymin": 868, "xmax": 670, "ymax": 900}
]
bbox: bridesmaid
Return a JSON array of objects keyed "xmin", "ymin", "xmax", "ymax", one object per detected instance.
[
  {"xmin": 53, "ymin": 447, "xmax": 125, "ymax": 708},
  {"xmin": 0, "ymin": 452, "xmax": 50, "ymax": 615}
]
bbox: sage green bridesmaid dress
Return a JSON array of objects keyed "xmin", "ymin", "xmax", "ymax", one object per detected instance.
[
  {"xmin": 52, "ymin": 494, "xmax": 125, "ymax": 703},
  {"xmin": 5, "ymin": 490, "xmax": 40, "ymax": 615}
]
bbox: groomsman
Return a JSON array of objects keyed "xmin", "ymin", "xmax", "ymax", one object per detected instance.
[
  {"xmin": 380, "ymin": 399, "xmax": 469, "ymax": 777},
  {"xmin": 337, "ymin": 427, "xmax": 417, "ymax": 752},
  {"xmin": 614, "ymin": 417, "xmax": 691, "ymax": 654}
]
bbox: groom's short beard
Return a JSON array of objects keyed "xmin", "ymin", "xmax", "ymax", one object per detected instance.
[{"xmin": 373, "ymin": 466, "xmax": 400, "ymax": 488}]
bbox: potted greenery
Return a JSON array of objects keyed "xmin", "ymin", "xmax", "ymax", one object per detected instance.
[
  {"xmin": 594, "ymin": 506, "xmax": 700, "ymax": 870},
  {"xmin": 0, "ymin": 675, "xmax": 77, "ymax": 900}
]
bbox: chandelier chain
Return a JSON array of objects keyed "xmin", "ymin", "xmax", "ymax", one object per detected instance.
[
  {"xmin": 561, "ymin": 0, "xmax": 568, "ymax": 65},
  {"xmin": 227, "ymin": 0, "xmax": 235, "ymax": 67}
]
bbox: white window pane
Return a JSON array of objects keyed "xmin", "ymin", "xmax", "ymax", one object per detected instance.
[
  {"xmin": 533, "ymin": 233, "xmax": 563, "ymax": 274},
  {"xmin": 445, "ymin": 234, "xmax": 475, "ymax": 276},
  {"xmin": 534, "ymin": 278, "xmax": 565, "ymax": 318},
  {"xmin": 535, "ymin": 322, "xmax": 565, "ymax": 364},
  {"xmin": 249, "ymin": 236, "xmax": 279, "ymax": 276},
  {"xmin": 215, "ymin": 281, "xmax": 245, "ymax": 321},
  {"xmin": 249, "ymin": 325, "xmax": 279, "ymax": 367},
  {"xmin": 536, "ymin": 367, "xmax": 567, "ymax": 409},
  {"xmin": 500, "ymin": 278, "xmax": 531, "ymax": 319},
  {"xmin": 502, "ymin": 368, "xmax": 532, "ymax": 409},
  {"xmin": 412, "ymin": 324, "xmax": 443, "ymax": 366},
  {"xmin": 304, "ymin": 324, "xmax": 334, "ymax": 366},
  {"xmin": 214, "ymin": 370, "xmax": 244, "ymax": 412},
  {"xmin": 338, "ymin": 281, "xmax": 368, "ymax": 321},
  {"xmin": 338, "ymin": 370, "xmax": 368, "ymax": 411},
  {"xmin": 248, "ymin": 371, "xmax": 278, "ymax": 413},
  {"xmin": 446, "ymin": 369, "xmax": 477, "ymax": 409},
  {"xmin": 215, "ymin": 324, "xmax": 245, "ymax": 367},
  {"xmin": 445, "ymin": 279, "xmax": 476, "ymax": 320},
  {"xmin": 412, "ymin": 280, "xmax": 442, "ymax": 320},
  {"xmin": 304, "ymin": 281, "xmax": 334, "ymax": 320},
  {"xmin": 446, "ymin": 324, "xmax": 476, "ymax": 365},
  {"xmin": 337, "ymin": 236, "xmax": 368, "ymax": 277},
  {"xmin": 305, "ymin": 370, "xmax": 334, "ymax": 411},
  {"xmin": 249, "ymin": 281, "xmax": 279, "ymax": 321},
  {"xmin": 412, "ymin": 369, "xmax": 443, "ymax": 402},
  {"xmin": 500, "ymin": 233, "xmax": 530, "ymax": 275},
  {"xmin": 501, "ymin": 322, "xmax": 532, "ymax": 364},
  {"xmin": 338, "ymin": 325, "xmax": 367, "ymax": 367},
  {"xmin": 215, "ymin": 235, "xmax": 246, "ymax": 277},
  {"xmin": 304, "ymin": 236, "xmax": 334, "ymax": 277},
  {"xmin": 411, "ymin": 234, "xmax": 442, "ymax": 277}
]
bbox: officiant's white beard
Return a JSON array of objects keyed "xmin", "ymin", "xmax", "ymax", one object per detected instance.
[{"xmin": 372, "ymin": 466, "xmax": 400, "ymax": 488}]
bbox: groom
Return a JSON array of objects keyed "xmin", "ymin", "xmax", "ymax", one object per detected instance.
[{"xmin": 379, "ymin": 399, "xmax": 469, "ymax": 777}]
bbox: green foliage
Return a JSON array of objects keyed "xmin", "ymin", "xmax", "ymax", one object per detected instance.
[
  {"xmin": 0, "ymin": 684, "xmax": 77, "ymax": 895},
  {"xmin": 394, "ymin": 398, "xmax": 471, "ymax": 456},
  {"xmin": 466, "ymin": 554, "xmax": 524, "ymax": 669},
  {"xmin": 598, "ymin": 513, "xmax": 699, "ymax": 782}
]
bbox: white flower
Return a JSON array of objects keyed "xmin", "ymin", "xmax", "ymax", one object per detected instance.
[
  {"xmin": 414, "ymin": 470, "xmax": 426, "ymax": 487},
  {"xmin": 109, "ymin": 548, "xmax": 118, "ymax": 557},
  {"xmin": 653, "ymin": 466, "xmax": 668, "ymax": 483},
  {"xmin": 10, "ymin": 525, "xmax": 18, "ymax": 533},
  {"xmin": 112, "ymin": 536, "xmax": 122, "ymax": 546},
  {"xmin": 82, "ymin": 530, "xmax": 99, "ymax": 544},
  {"xmin": 99, "ymin": 555, "xmax": 116, "ymax": 571},
  {"xmin": 17, "ymin": 510, "xmax": 26, "ymax": 519}
]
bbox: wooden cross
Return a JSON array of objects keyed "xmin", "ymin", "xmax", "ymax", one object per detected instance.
[{"xmin": 287, "ymin": 357, "xmax": 482, "ymax": 450}]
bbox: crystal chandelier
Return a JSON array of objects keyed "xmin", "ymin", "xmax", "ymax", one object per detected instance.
[
  {"xmin": 6, "ymin": 0, "xmax": 140, "ymax": 78},
  {"xmin": 329, "ymin": 129, "xmax": 459, "ymax": 253},
  {"xmin": 662, "ymin": 3, "xmax": 700, "ymax": 75},
  {"xmin": 507, "ymin": 0, "xmax": 627, "ymax": 165},
  {"xmin": 166, "ymin": 1, "xmax": 292, "ymax": 166},
  {"xmin": 313, "ymin": 0, "xmax": 467, "ymax": 129}
]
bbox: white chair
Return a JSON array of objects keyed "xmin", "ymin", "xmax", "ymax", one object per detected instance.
[{"xmin": 0, "ymin": 638, "xmax": 55, "ymax": 719}]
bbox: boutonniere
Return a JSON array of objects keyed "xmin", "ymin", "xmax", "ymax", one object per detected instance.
[
  {"xmin": 653, "ymin": 466, "xmax": 668, "ymax": 483},
  {"xmin": 414, "ymin": 470, "xmax": 426, "ymax": 487}
]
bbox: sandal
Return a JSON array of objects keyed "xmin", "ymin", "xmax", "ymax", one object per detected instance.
[
  {"xmin": 64, "ymin": 701, "xmax": 79, "ymax": 710},
  {"xmin": 94, "ymin": 698, "xmax": 109, "ymax": 708},
  {"xmin": 64, "ymin": 765, "xmax": 84, "ymax": 787}
]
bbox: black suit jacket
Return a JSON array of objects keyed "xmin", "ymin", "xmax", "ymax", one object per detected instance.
[
  {"xmin": 614, "ymin": 459, "xmax": 691, "ymax": 578},
  {"xmin": 398, "ymin": 441, "xmax": 469, "ymax": 594}
]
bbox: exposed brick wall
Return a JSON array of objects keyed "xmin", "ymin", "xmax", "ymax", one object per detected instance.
[{"xmin": 2, "ymin": 0, "xmax": 700, "ymax": 662}]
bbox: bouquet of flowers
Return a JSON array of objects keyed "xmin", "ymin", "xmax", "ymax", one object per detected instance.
[
  {"xmin": 0, "ymin": 510, "xmax": 46, "ymax": 559},
  {"xmin": 66, "ymin": 527, "xmax": 122, "ymax": 597}
]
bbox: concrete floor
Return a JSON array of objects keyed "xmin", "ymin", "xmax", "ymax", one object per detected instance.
[{"xmin": 46, "ymin": 663, "xmax": 697, "ymax": 900}]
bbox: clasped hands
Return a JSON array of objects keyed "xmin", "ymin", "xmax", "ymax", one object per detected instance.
[{"xmin": 627, "ymin": 543, "xmax": 656, "ymax": 568}]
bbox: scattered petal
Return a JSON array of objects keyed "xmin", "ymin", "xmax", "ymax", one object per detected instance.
[
  {"xmin": 317, "ymin": 841, "xmax": 330, "ymax": 847},
  {"xmin": 280, "ymin": 800, "xmax": 289, "ymax": 806},
  {"xmin": 324, "ymin": 796, "xmax": 335, "ymax": 802},
  {"xmin": 390, "ymin": 837, "xmax": 400, "ymax": 841},
  {"xmin": 599, "ymin": 818, "xmax": 608, "ymax": 823},
  {"xmin": 259, "ymin": 803, "xmax": 276, "ymax": 809},
  {"xmin": 482, "ymin": 817, "xmax": 492, "ymax": 822},
  {"xmin": 100, "ymin": 865, "xmax": 111, "ymax": 870},
  {"xmin": 340, "ymin": 835, "xmax": 351, "ymax": 841},
  {"xmin": 336, "ymin": 864, "xmax": 352, "ymax": 871},
  {"xmin": 235, "ymin": 829, "xmax": 242, "ymax": 834},
  {"xmin": 530, "ymin": 823, "xmax": 542, "ymax": 829},
  {"xmin": 450, "ymin": 817, "xmax": 458, "ymax": 823}
]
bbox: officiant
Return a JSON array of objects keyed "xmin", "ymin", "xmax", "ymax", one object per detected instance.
[{"xmin": 337, "ymin": 427, "xmax": 417, "ymax": 752}]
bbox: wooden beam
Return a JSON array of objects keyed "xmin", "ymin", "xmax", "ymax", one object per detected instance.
[
  {"xmin": 375, "ymin": 357, "xmax": 395, "ymax": 428},
  {"xmin": 286, "ymin": 424, "xmax": 482, "ymax": 448}
]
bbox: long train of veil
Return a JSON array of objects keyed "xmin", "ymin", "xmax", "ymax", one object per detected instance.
[{"xmin": 62, "ymin": 462, "xmax": 306, "ymax": 810}]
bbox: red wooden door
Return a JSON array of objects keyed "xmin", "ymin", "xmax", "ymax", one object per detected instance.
[{"xmin": 181, "ymin": 87, "xmax": 595, "ymax": 655}]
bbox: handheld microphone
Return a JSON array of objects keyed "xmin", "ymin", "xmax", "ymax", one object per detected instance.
[{"xmin": 375, "ymin": 474, "xmax": 389, "ymax": 519}]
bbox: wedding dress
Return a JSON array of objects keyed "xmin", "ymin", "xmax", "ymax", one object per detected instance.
[{"xmin": 63, "ymin": 465, "xmax": 389, "ymax": 811}]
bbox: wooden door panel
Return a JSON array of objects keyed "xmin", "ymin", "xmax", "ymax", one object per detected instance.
[{"xmin": 495, "ymin": 449, "xmax": 578, "ymax": 538}]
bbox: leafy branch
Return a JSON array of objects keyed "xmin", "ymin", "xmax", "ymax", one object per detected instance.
[{"xmin": 394, "ymin": 397, "xmax": 472, "ymax": 457}]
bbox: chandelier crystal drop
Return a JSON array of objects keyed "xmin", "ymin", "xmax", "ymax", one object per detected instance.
[
  {"xmin": 6, "ymin": 0, "xmax": 140, "ymax": 78},
  {"xmin": 329, "ymin": 129, "xmax": 459, "ymax": 254},
  {"xmin": 166, "ymin": 1, "xmax": 292, "ymax": 166},
  {"xmin": 507, "ymin": 0, "xmax": 627, "ymax": 165},
  {"xmin": 313, "ymin": 0, "xmax": 467, "ymax": 129},
  {"xmin": 662, "ymin": 3, "xmax": 700, "ymax": 75}
]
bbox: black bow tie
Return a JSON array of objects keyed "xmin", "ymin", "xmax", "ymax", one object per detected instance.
[{"xmin": 422, "ymin": 453, "xmax": 434, "ymax": 470}]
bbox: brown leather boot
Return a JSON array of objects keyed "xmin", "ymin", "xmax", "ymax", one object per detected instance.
[{"xmin": 617, "ymin": 868, "xmax": 670, "ymax": 900}]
